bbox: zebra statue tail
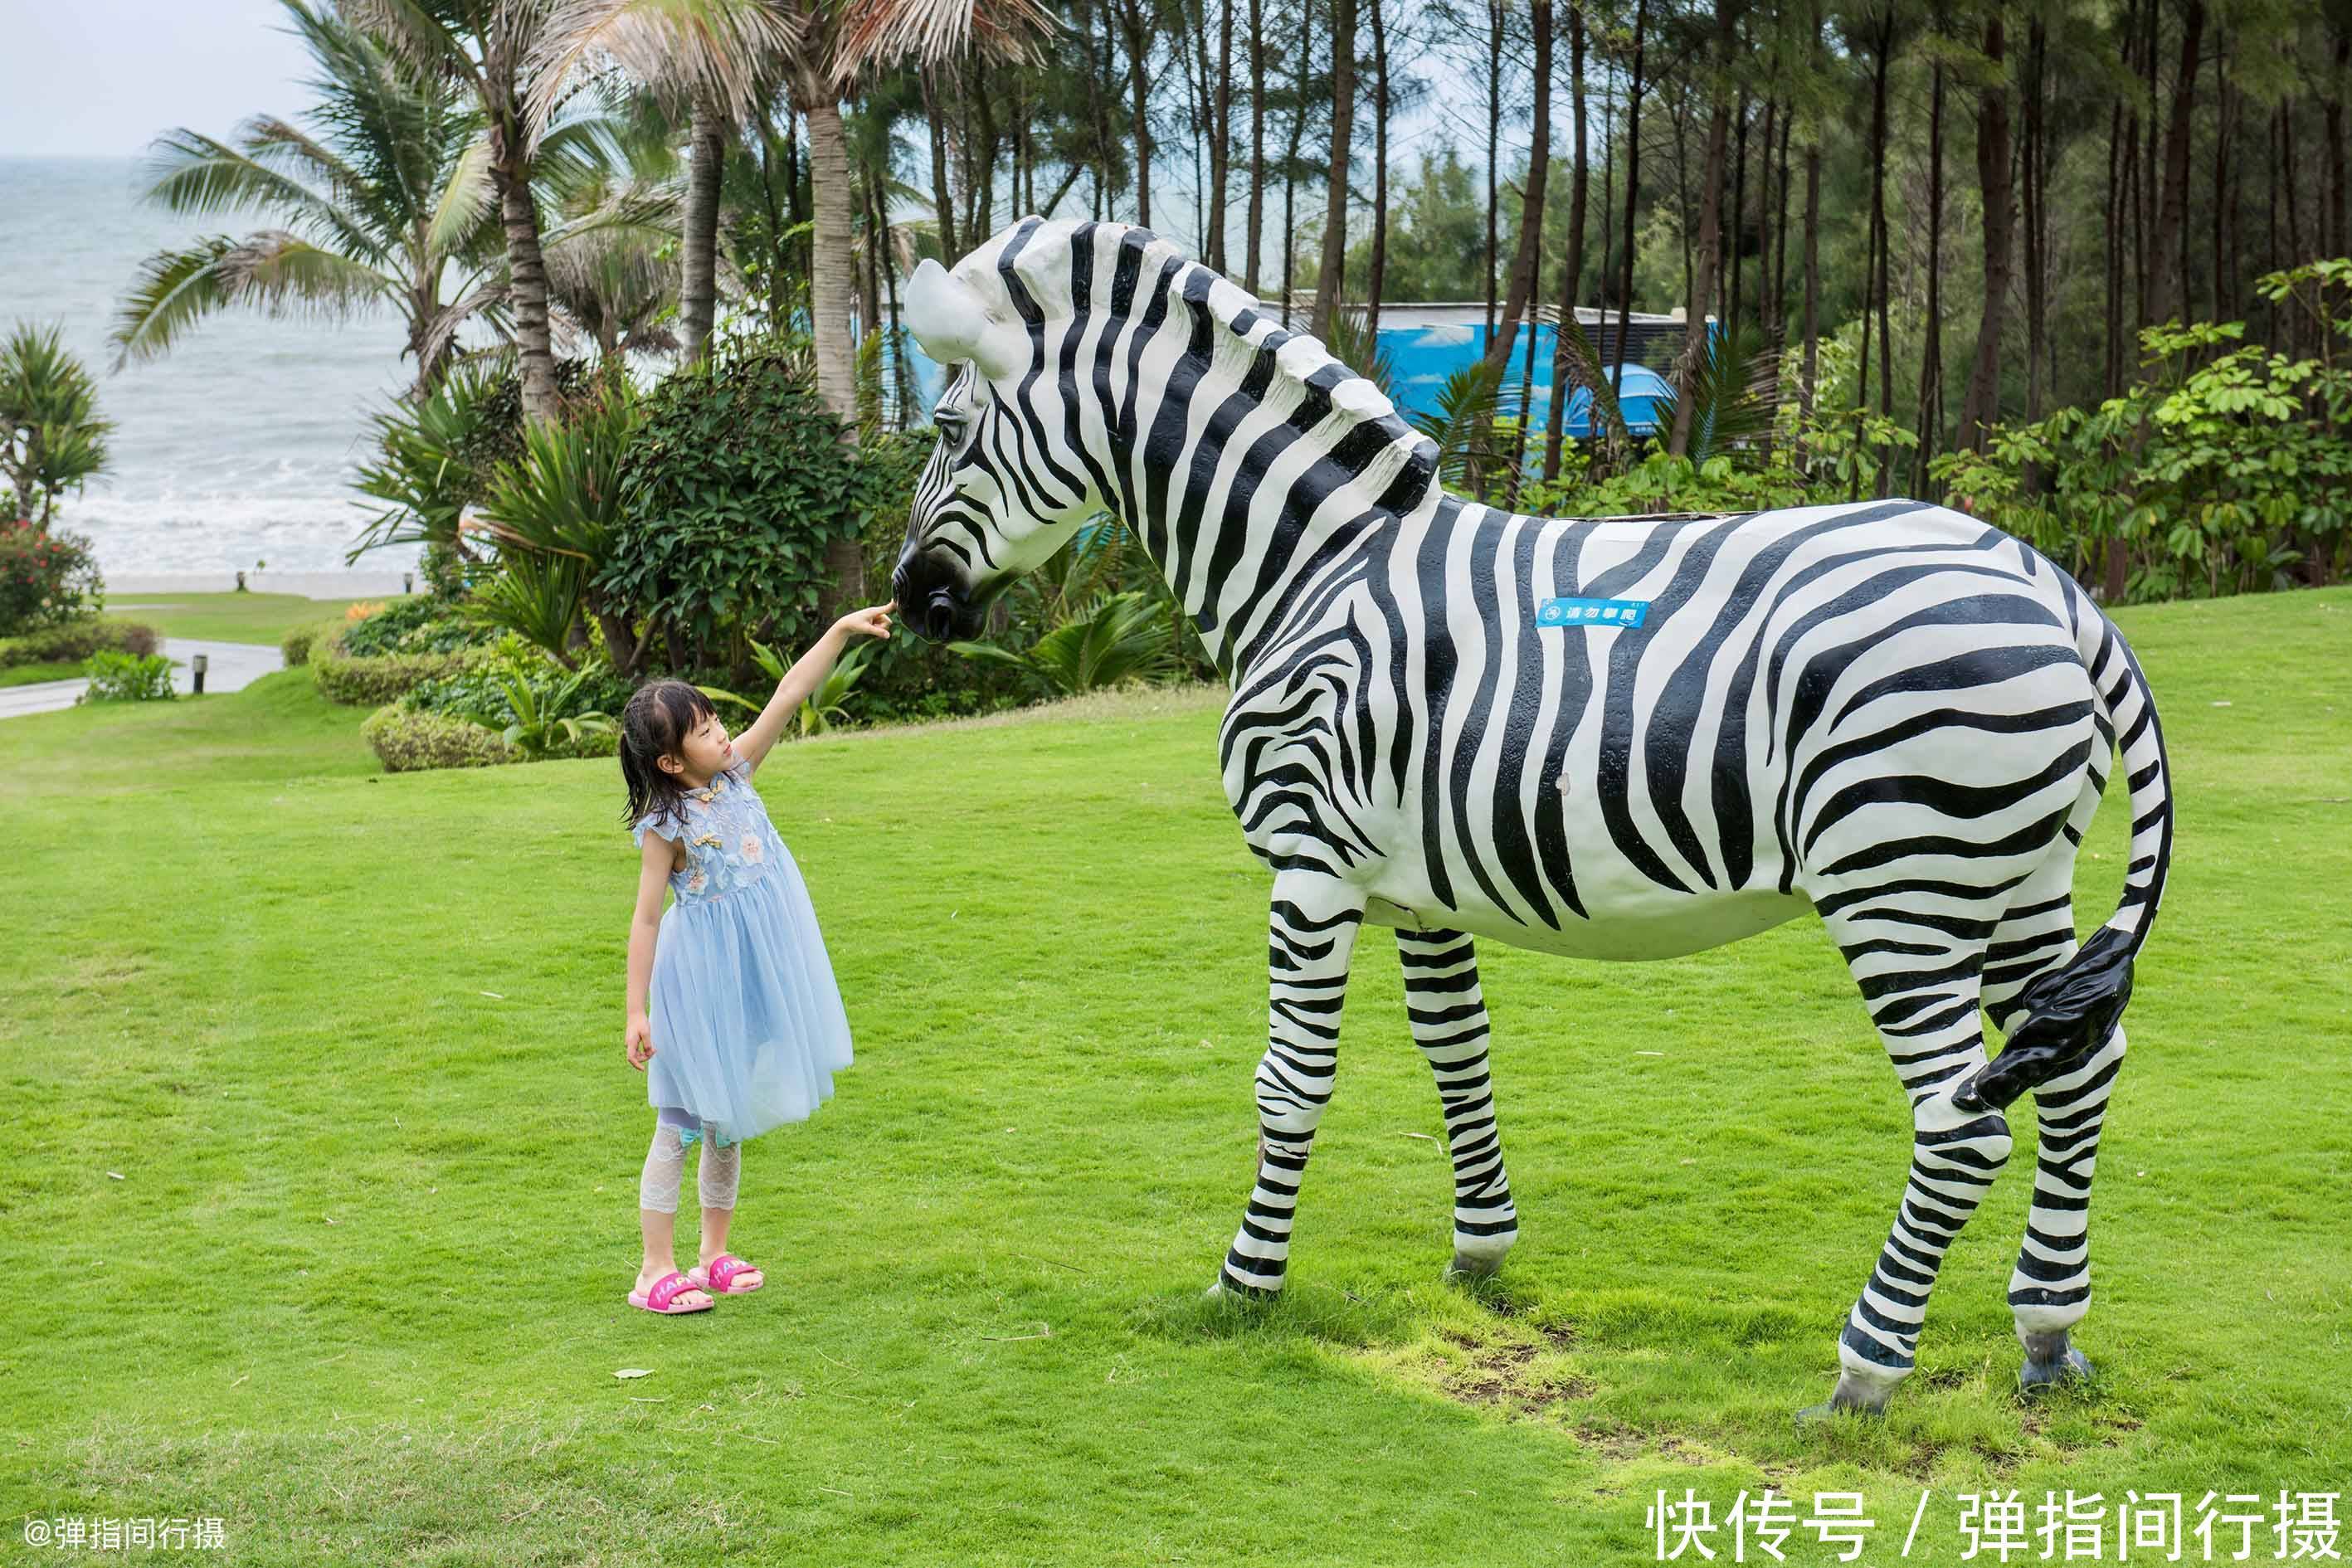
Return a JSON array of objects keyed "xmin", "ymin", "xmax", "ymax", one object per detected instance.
[{"xmin": 1957, "ymin": 592, "xmax": 2175, "ymax": 1113}]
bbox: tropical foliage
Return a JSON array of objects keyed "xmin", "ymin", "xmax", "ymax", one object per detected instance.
[{"xmin": 1, "ymin": 324, "xmax": 112, "ymax": 529}]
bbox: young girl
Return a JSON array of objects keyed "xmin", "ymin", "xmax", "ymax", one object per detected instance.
[{"xmin": 616, "ymin": 602, "xmax": 894, "ymax": 1315}]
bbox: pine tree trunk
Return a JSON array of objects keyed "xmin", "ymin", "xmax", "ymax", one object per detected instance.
[
  {"xmin": 1957, "ymin": 16, "xmax": 2014, "ymax": 454},
  {"xmin": 2148, "ymin": 0, "xmax": 2203, "ymax": 327},
  {"xmin": 1246, "ymin": 0, "xmax": 1265, "ymax": 294},
  {"xmin": 1613, "ymin": 0, "xmax": 1648, "ymax": 423},
  {"xmin": 1543, "ymin": 4, "xmax": 1589, "ymax": 484},
  {"xmin": 1209, "ymin": 0, "xmax": 1233, "ymax": 271},
  {"xmin": 1800, "ymin": 137, "xmax": 1820, "ymax": 430},
  {"xmin": 2025, "ymin": 17, "xmax": 2048, "ymax": 426},
  {"xmin": 1729, "ymin": 90, "xmax": 1749, "ymax": 325},
  {"xmin": 1871, "ymin": 17, "xmax": 1894, "ymax": 494},
  {"xmin": 1484, "ymin": 0, "xmax": 1552, "ymax": 374},
  {"xmin": 1913, "ymin": 59, "xmax": 1945, "ymax": 492},
  {"xmin": 1119, "ymin": 0, "xmax": 1152, "ymax": 226},
  {"xmin": 1280, "ymin": 0, "xmax": 1315, "ymax": 325},
  {"xmin": 1485, "ymin": 0, "xmax": 1502, "ymax": 338},
  {"xmin": 682, "ymin": 90, "xmax": 726, "ymax": 361},
  {"xmin": 1668, "ymin": 85, "xmax": 1728, "ymax": 459},
  {"xmin": 2327, "ymin": 28, "xmax": 2348, "ymax": 261},
  {"xmin": 1366, "ymin": 0, "xmax": 1390, "ymax": 340},
  {"xmin": 1311, "ymin": 0, "xmax": 1356, "ymax": 338}
]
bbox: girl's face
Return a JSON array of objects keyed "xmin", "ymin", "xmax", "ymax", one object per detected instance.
[{"xmin": 665, "ymin": 709, "xmax": 736, "ymax": 784}]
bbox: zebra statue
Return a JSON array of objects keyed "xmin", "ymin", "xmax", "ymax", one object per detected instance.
[{"xmin": 890, "ymin": 217, "xmax": 2173, "ymax": 1417}]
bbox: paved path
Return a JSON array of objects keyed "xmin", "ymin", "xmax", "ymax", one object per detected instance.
[{"xmin": 0, "ymin": 638, "xmax": 286, "ymax": 721}]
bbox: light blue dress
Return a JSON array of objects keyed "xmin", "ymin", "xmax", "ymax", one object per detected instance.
[{"xmin": 632, "ymin": 757, "xmax": 854, "ymax": 1147}]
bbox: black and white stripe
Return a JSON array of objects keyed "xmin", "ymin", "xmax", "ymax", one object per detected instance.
[{"xmin": 893, "ymin": 218, "xmax": 2174, "ymax": 1409}]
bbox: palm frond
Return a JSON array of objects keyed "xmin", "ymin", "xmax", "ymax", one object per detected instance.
[
  {"xmin": 526, "ymin": 0, "xmax": 805, "ymax": 149},
  {"xmin": 139, "ymin": 127, "xmax": 383, "ymax": 265},
  {"xmin": 110, "ymin": 240, "xmax": 238, "ymax": 368},
  {"xmin": 1320, "ymin": 302, "xmax": 1398, "ymax": 402},
  {"xmin": 1406, "ymin": 358, "xmax": 1521, "ymax": 491},
  {"xmin": 1656, "ymin": 323, "xmax": 1778, "ymax": 468},
  {"xmin": 428, "ymin": 129, "xmax": 499, "ymax": 256},
  {"xmin": 830, "ymin": 0, "xmax": 1059, "ymax": 85},
  {"xmin": 1555, "ymin": 317, "xmax": 1635, "ymax": 453}
]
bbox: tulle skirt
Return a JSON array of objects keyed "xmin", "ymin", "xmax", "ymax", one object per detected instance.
[{"xmin": 645, "ymin": 842, "xmax": 853, "ymax": 1147}]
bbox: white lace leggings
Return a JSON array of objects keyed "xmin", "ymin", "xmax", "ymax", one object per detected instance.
[{"xmin": 638, "ymin": 1106, "xmax": 741, "ymax": 1214}]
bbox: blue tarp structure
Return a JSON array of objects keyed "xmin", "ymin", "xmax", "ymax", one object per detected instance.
[{"xmin": 895, "ymin": 309, "xmax": 1698, "ymax": 441}]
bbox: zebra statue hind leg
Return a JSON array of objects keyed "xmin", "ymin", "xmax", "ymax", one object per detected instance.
[
  {"xmin": 1978, "ymin": 808, "xmax": 2121, "ymax": 1392},
  {"xmin": 1395, "ymin": 930, "xmax": 1520, "ymax": 1280},
  {"xmin": 1213, "ymin": 874, "xmax": 1366, "ymax": 1299},
  {"xmin": 1799, "ymin": 894, "xmax": 2015, "ymax": 1421}
]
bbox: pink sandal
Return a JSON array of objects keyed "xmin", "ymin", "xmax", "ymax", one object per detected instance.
[
  {"xmin": 627, "ymin": 1269, "xmax": 713, "ymax": 1314},
  {"xmin": 687, "ymin": 1254, "xmax": 764, "ymax": 1294}
]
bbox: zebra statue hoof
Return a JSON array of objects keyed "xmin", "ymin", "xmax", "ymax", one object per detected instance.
[
  {"xmin": 1205, "ymin": 1273, "xmax": 1281, "ymax": 1305},
  {"xmin": 1444, "ymin": 1251, "xmax": 1506, "ymax": 1283},
  {"xmin": 2018, "ymin": 1332, "xmax": 2095, "ymax": 1392},
  {"xmin": 1794, "ymin": 1376, "xmax": 1897, "ymax": 1425}
]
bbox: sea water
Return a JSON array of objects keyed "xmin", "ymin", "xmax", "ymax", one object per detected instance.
[{"xmin": 0, "ymin": 157, "xmax": 422, "ymax": 577}]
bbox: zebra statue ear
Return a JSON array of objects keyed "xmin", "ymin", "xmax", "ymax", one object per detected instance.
[{"xmin": 904, "ymin": 259, "xmax": 1025, "ymax": 382}]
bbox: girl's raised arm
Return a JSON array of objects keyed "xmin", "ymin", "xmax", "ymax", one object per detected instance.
[{"xmin": 729, "ymin": 602, "xmax": 896, "ymax": 773}]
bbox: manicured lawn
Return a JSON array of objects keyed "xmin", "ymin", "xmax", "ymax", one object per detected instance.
[
  {"xmin": 2, "ymin": 590, "xmax": 2348, "ymax": 1566},
  {"xmin": 100, "ymin": 590, "xmax": 410, "ymax": 645},
  {"xmin": 0, "ymin": 660, "xmax": 85, "ymax": 688}
]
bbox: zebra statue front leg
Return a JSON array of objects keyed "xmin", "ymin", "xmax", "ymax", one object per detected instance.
[
  {"xmin": 1216, "ymin": 874, "xmax": 1365, "ymax": 1298},
  {"xmin": 1396, "ymin": 929, "xmax": 1520, "ymax": 1279}
]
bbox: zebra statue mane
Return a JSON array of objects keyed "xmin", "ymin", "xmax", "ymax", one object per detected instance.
[
  {"xmin": 911, "ymin": 217, "xmax": 1441, "ymax": 508},
  {"xmin": 891, "ymin": 215, "xmax": 2174, "ymax": 1423}
]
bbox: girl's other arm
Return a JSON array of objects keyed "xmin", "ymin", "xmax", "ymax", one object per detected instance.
[
  {"xmin": 731, "ymin": 602, "xmax": 896, "ymax": 772},
  {"xmin": 624, "ymin": 831, "xmax": 675, "ymax": 1069}
]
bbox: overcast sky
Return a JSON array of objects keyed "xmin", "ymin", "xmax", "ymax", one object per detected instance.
[{"xmin": 0, "ymin": 0, "xmax": 323, "ymax": 158}]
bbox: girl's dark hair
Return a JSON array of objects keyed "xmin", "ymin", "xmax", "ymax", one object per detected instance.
[{"xmin": 619, "ymin": 679, "xmax": 718, "ymax": 834}]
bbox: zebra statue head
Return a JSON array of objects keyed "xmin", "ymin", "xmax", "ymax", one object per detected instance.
[
  {"xmin": 889, "ymin": 216, "xmax": 1104, "ymax": 643},
  {"xmin": 889, "ymin": 215, "xmax": 1423, "ymax": 650}
]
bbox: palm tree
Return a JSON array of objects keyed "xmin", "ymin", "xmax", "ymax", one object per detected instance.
[
  {"xmin": 532, "ymin": 0, "xmax": 1054, "ymax": 611},
  {"xmin": 111, "ymin": 0, "xmax": 506, "ymax": 393},
  {"xmin": 2, "ymin": 324, "xmax": 114, "ymax": 525},
  {"xmin": 343, "ymin": 0, "xmax": 573, "ymax": 424}
]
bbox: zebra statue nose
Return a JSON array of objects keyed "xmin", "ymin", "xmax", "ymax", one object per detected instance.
[{"xmin": 923, "ymin": 590, "xmax": 959, "ymax": 642}]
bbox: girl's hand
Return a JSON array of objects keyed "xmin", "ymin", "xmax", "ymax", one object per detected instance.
[
  {"xmin": 626, "ymin": 1014, "xmax": 655, "ymax": 1070},
  {"xmin": 833, "ymin": 601, "xmax": 895, "ymax": 641}
]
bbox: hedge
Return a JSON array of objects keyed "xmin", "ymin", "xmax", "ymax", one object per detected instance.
[
  {"xmin": 312, "ymin": 626, "xmax": 489, "ymax": 705},
  {"xmin": 0, "ymin": 617, "xmax": 158, "ymax": 670},
  {"xmin": 360, "ymin": 704, "xmax": 620, "ymax": 772},
  {"xmin": 280, "ymin": 621, "xmax": 344, "ymax": 667}
]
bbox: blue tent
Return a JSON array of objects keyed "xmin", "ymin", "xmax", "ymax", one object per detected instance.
[
  {"xmin": 894, "ymin": 314, "xmax": 1695, "ymax": 442},
  {"xmin": 1558, "ymin": 363, "xmax": 1675, "ymax": 438}
]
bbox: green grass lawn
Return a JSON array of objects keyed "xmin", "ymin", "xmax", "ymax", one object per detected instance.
[
  {"xmin": 3, "ymin": 590, "xmax": 2348, "ymax": 1566},
  {"xmin": 100, "ymin": 590, "xmax": 408, "ymax": 645},
  {"xmin": 0, "ymin": 660, "xmax": 85, "ymax": 689}
]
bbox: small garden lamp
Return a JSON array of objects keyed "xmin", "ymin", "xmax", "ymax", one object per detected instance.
[{"xmin": 192, "ymin": 652, "xmax": 207, "ymax": 694}]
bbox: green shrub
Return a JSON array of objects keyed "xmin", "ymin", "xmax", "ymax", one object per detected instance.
[
  {"xmin": 311, "ymin": 626, "xmax": 489, "ymax": 705},
  {"xmin": 0, "ymin": 518, "xmax": 105, "ymax": 635},
  {"xmin": 338, "ymin": 594, "xmax": 497, "ymax": 657},
  {"xmin": 0, "ymin": 616, "xmax": 156, "ymax": 670},
  {"xmin": 79, "ymin": 649, "xmax": 174, "ymax": 703},
  {"xmin": 280, "ymin": 620, "xmax": 343, "ymax": 667},
  {"xmin": 404, "ymin": 640, "xmax": 635, "ymax": 726},
  {"xmin": 360, "ymin": 702, "xmax": 618, "ymax": 772},
  {"xmin": 361, "ymin": 704, "xmax": 520, "ymax": 771},
  {"xmin": 603, "ymin": 342, "xmax": 904, "ymax": 673}
]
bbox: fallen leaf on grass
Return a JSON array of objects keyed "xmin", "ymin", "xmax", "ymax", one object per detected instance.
[
  {"xmin": 105, "ymin": 1172, "xmax": 124, "ymax": 1181},
  {"xmin": 615, "ymin": 1368, "xmax": 654, "ymax": 1380}
]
